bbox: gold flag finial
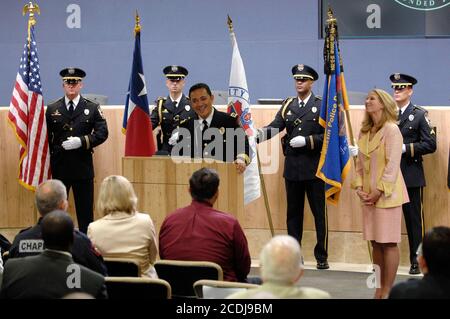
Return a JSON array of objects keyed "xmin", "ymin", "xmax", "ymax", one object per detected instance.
[
  {"xmin": 134, "ymin": 10, "xmax": 141, "ymax": 35},
  {"xmin": 23, "ymin": 2, "xmax": 40, "ymax": 44},
  {"xmin": 227, "ymin": 14, "xmax": 233, "ymax": 33},
  {"xmin": 326, "ymin": 7, "xmax": 337, "ymax": 26}
]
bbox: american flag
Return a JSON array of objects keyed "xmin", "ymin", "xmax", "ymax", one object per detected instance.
[{"xmin": 7, "ymin": 25, "xmax": 51, "ymax": 190}]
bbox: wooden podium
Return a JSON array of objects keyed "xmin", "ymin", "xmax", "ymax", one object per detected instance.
[{"xmin": 122, "ymin": 156, "xmax": 244, "ymax": 232}]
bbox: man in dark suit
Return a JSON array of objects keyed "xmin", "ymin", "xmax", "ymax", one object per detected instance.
[
  {"xmin": 390, "ymin": 73, "xmax": 436, "ymax": 275},
  {"xmin": 257, "ymin": 64, "xmax": 328, "ymax": 270},
  {"xmin": 0, "ymin": 210, "xmax": 107, "ymax": 299},
  {"xmin": 171, "ymin": 82, "xmax": 250, "ymax": 174},
  {"xmin": 151, "ymin": 65, "xmax": 195, "ymax": 153},
  {"xmin": 389, "ymin": 226, "xmax": 450, "ymax": 299},
  {"xmin": 46, "ymin": 67, "xmax": 108, "ymax": 234},
  {"xmin": 8, "ymin": 179, "xmax": 107, "ymax": 275}
]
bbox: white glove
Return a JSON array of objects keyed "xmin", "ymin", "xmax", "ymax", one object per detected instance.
[
  {"xmin": 289, "ymin": 136, "xmax": 306, "ymax": 148},
  {"xmin": 168, "ymin": 131, "xmax": 179, "ymax": 146},
  {"xmin": 402, "ymin": 144, "xmax": 406, "ymax": 154},
  {"xmin": 349, "ymin": 145, "xmax": 359, "ymax": 157},
  {"xmin": 62, "ymin": 136, "xmax": 82, "ymax": 150}
]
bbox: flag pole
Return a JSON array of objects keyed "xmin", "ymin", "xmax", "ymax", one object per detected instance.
[
  {"xmin": 326, "ymin": 8, "xmax": 372, "ymax": 263},
  {"xmin": 23, "ymin": 2, "xmax": 40, "ymax": 47},
  {"xmin": 227, "ymin": 15, "xmax": 274, "ymax": 237},
  {"xmin": 256, "ymin": 149, "xmax": 275, "ymax": 237},
  {"xmin": 23, "ymin": 2, "xmax": 41, "ymax": 224},
  {"xmin": 326, "ymin": 8, "xmax": 356, "ymax": 166},
  {"xmin": 134, "ymin": 10, "xmax": 141, "ymax": 35}
]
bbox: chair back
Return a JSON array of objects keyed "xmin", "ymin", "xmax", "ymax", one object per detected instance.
[
  {"xmin": 154, "ymin": 260, "xmax": 223, "ymax": 298},
  {"xmin": 105, "ymin": 277, "xmax": 171, "ymax": 299},
  {"xmin": 194, "ymin": 279, "xmax": 259, "ymax": 299},
  {"xmin": 104, "ymin": 257, "xmax": 141, "ymax": 277}
]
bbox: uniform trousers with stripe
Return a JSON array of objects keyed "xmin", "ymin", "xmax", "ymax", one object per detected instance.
[
  {"xmin": 402, "ymin": 186, "xmax": 424, "ymax": 265},
  {"xmin": 285, "ymin": 178, "xmax": 328, "ymax": 262}
]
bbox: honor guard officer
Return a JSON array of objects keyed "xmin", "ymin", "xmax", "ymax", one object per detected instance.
[
  {"xmin": 390, "ymin": 73, "xmax": 436, "ymax": 274},
  {"xmin": 46, "ymin": 67, "xmax": 108, "ymax": 234},
  {"xmin": 151, "ymin": 65, "xmax": 194, "ymax": 153},
  {"xmin": 257, "ymin": 64, "xmax": 328, "ymax": 270}
]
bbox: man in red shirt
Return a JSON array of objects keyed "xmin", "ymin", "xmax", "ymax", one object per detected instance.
[{"xmin": 159, "ymin": 168, "xmax": 251, "ymax": 282}]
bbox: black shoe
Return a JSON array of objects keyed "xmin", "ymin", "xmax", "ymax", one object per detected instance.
[
  {"xmin": 316, "ymin": 261, "xmax": 329, "ymax": 270},
  {"xmin": 409, "ymin": 263, "xmax": 420, "ymax": 275}
]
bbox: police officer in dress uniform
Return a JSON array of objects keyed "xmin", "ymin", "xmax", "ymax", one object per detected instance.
[
  {"xmin": 151, "ymin": 65, "xmax": 194, "ymax": 154},
  {"xmin": 257, "ymin": 65, "xmax": 328, "ymax": 269},
  {"xmin": 172, "ymin": 83, "xmax": 250, "ymax": 174},
  {"xmin": 390, "ymin": 73, "xmax": 436, "ymax": 274},
  {"xmin": 46, "ymin": 67, "xmax": 108, "ymax": 234}
]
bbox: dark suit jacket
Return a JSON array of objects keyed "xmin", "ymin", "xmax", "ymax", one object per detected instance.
[
  {"xmin": 151, "ymin": 95, "xmax": 194, "ymax": 152},
  {"xmin": 389, "ymin": 273, "xmax": 450, "ymax": 299},
  {"xmin": 46, "ymin": 96, "xmax": 108, "ymax": 180},
  {"xmin": 175, "ymin": 108, "xmax": 250, "ymax": 163},
  {"xmin": 9, "ymin": 218, "xmax": 107, "ymax": 276},
  {"xmin": 398, "ymin": 103, "xmax": 436, "ymax": 187},
  {"xmin": 259, "ymin": 94, "xmax": 324, "ymax": 181},
  {"xmin": 0, "ymin": 250, "xmax": 107, "ymax": 299}
]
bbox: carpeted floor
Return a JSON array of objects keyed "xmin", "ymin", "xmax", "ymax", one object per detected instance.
[{"xmin": 299, "ymin": 269, "xmax": 414, "ymax": 299}]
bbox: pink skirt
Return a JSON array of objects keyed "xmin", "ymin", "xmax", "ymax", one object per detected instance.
[{"xmin": 362, "ymin": 205, "xmax": 402, "ymax": 243}]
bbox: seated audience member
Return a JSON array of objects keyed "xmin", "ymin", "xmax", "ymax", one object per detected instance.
[
  {"xmin": 8, "ymin": 179, "xmax": 106, "ymax": 275},
  {"xmin": 389, "ymin": 226, "xmax": 450, "ymax": 299},
  {"xmin": 0, "ymin": 233, "xmax": 11, "ymax": 253},
  {"xmin": 0, "ymin": 210, "xmax": 107, "ymax": 299},
  {"xmin": 87, "ymin": 175, "xmax": 158, "ymax": 278},
  {"xmin": 159, "ymin": 167, "xmax": 251, "ymax": 282},
  {"xmin": 228, "ymin": 235, "xmax": 330, "ymax": 299}
]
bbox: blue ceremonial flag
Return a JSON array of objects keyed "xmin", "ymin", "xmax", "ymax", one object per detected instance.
[
  {"xmin": 122, "ymin": 14, "xmax": 155, "ymax": 156},
  {"xmin": 316, "ymin": 31, "xmax": 351, "ymax": 205}
]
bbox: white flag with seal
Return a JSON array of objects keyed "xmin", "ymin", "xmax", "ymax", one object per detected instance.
[{"xmin": 227, "ymin": 18, "xmax": 261, "ymax": 204}]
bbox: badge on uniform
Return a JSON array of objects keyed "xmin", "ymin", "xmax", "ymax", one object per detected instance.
[
  {"xmin": 312, "ymin": 107, "xmax": 317, "ymax": 113},
  {"xmin": 185, "ymin": 105, "xmax": 191, "ymax": 111},
  {"xmin": 84, "ymin": 109, "xmax": 89, "ymax": 115},
  {"xmin": 51, "ymin": 110, "xmax": 61, "ymax": 116},
  {"xmin": 287, "ymin": 110, "xmax": 292, "ymax": 116},
  {"xmin": 163, "ymin": 109, "xmax": 169, "ymax": 113},
  {"xmin": 408, "ymin": 114, "xmax": 414, "ymax": 121}
]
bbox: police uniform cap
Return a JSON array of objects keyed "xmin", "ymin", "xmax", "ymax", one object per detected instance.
[
  {"xmin": 163, "ymin": 65, "xmax": 188, "ymax": 80},
  {"xmin": 60, "ymin": 67, "xmax": 86, "ymax": 84},
  {"xmin": 292, "ymin": 64, "xmax": 318, "ymax": 81},
  {"xmin": 390, "ymin": 73, "xmax": 417, "ymax": 89}
]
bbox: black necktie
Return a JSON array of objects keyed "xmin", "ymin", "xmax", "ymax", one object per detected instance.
[
  {"xmin": 398, "ymin": 109, "xmax": 402, "ymax": 120},
  {"xmin": 202, "ymin": 120, "xmax": 208, "ymax": 136},
  {"xmin": 300, "ymin": 101, "xmax": 305, "ymax": 108},
  {"xmin": 173, "ymin": 101, "xmax": 178, "ymax": 108},
  {"xmin": 68, "ymin": 100, "xmax": 74, "ymax": 114}
]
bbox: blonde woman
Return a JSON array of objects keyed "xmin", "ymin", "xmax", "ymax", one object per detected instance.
[
  {"xmin": 88, "ymin": 175, "xmax": 158, "ymax": 278},
  {"xmin": 351, "ymin": 89, "xmax": 409, "ymax": 298}
]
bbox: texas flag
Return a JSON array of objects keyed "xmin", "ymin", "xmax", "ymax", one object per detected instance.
[{"xmin": 122, "ymin": 21, "xmax": 155, "ymax": 156}]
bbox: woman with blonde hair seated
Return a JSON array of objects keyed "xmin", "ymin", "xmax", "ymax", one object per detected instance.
[{"xmin": 88, "ymin": 175, "xmax": 158, "ymax": 278}]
